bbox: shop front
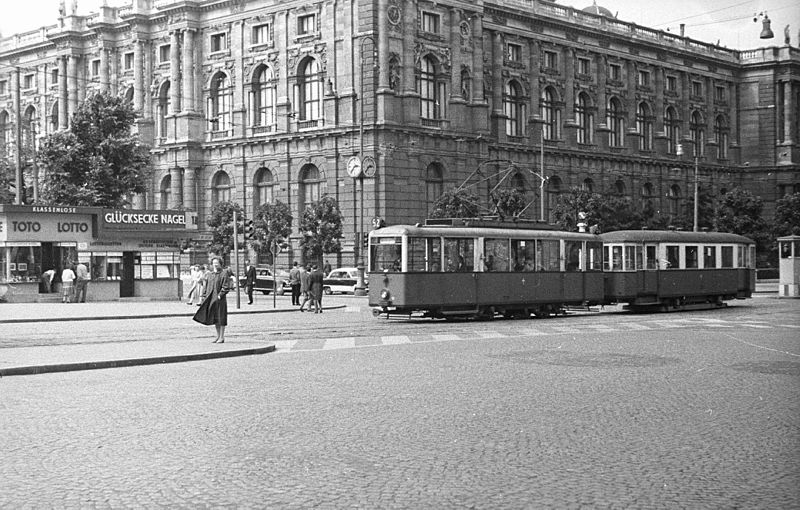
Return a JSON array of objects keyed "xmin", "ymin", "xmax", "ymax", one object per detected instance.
[{"xmin": 0, "ymin": 205, "xmax": 192, "ymax": 303}]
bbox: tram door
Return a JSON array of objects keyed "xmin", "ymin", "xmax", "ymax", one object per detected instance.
[
  {"xmin": 642, "ymin": 244, "xmax": 659, "ymax": 292},
  {"xmin": 120, "ymin": 252, "xmax": 135, "ymax": 297}
]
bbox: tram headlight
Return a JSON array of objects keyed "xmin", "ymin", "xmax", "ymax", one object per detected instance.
[{"xmin": 380, "ymin": 289, "xmax": 392, "ymax": 302}]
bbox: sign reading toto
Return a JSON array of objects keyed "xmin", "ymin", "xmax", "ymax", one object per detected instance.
[{"xmin": 102, "ymin": 210, "xmax": 187, "ymax": 230}]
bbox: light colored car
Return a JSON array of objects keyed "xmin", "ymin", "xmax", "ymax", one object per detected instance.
[{"xmin": 322, "ymin": 267, "xmax": 368, "ymax": 295}]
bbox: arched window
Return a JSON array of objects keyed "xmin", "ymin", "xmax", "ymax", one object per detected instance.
[
  {"xmin": 157, "ymin": 81, "xmax": 170, "ymax": 139},
  {"xmin": 690, "ymin": 110, "xmax": 705, "ymax": 157},
  {"xmin": 641, "ymin": 182, "xmax": 654, "ymax": 211},
  {"xmin": 582, "ymin": 178, "xmax": 594, "ymax": 193},
  {"xmin": 212, "ymin": 171, "xmax": 232, "ymax": 204},
  {"xmin": 22, "ymin": 106, "xmax": 37, "ymax": 152},
  {"xmin": 503, "ymin": 80, "xmax": 525, "ymax": 137},
  {"xmin": 254, "ymin": 167, "xmax": 275, "ymax": 207},
  {"xmin": 636, "ymin": 102, "xmax": 653, "ymax": 151},
  {"xmin": 614, "ymin": 179, "xmax": 626, "ymax": 195},
  {"xmin": 298, "ymin": 58, "xmax": 322, "ymax": 123},
  {"xmin": 300, "ymin": 165, "xmax": 323, "ymax": 209},
  {"xmin": 418, "ymin": 56, "xmax": 446, "ymax": 121},
  {"xmin": 425, "ymin": 163, "xmax": 444, "ymax": 215},
  {"xmin": 0, "ymin": 110, "xmax": 10, "ymax": 157},
  {"xmin": 607, "ymin": 97, "xmax": 624, "ymax": 147},
  {"xmin": 123, "ymin": 86, "xmax": 134, "ymax": 104},
  {"xmin": 208, "ymin": 72, "xmax": 232, "ymax": 134},
  {"xmin": 50, "ymin": 101, "xmax": 59, "ymax": 132},
  {"xmin": 159, "ymin": 174, "xmax": 171, "ymax": 209},
  {"xmin": 251, "ymin": 66, "xmax": 276, "ymax": 130},
  {"xmin": 576, "ymin": 92, "xmax": 594, "ymax": 145},
  {"xmin": 668, "ymin": 184, "xmax": 681, "ymax": 216},
  {"xmin": 664, "ymin": 106, "xmax": 680, "ymax": 154},
  {"xmin": 714, "ymin": 115, "xmax": 729, "ymax": 160},
  {"xmin": 541, "ymin": 87, "xmax": 561, "ymax": 140},
  {"xmin": 547, "ymin": 175, "xmax": 562, "ymax": 221}
]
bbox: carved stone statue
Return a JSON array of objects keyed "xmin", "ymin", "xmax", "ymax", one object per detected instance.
[
  {"xmin": 58, "ymin": 0, "xmax": 66, "ymax": 17},
  {"xmin": 784, "ymin": 24, "xmax": 791, "ymax": 45},
  {"xmin": 71, "ymin": 0, "xmax": 78, "ymax": 15}
]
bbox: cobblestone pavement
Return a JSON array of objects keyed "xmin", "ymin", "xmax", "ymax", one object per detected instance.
[{"xmin": 1, "ymin": 298, "xmax": 798, "ymax": 508}]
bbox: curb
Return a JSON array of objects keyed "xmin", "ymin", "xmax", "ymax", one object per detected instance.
[
  {"xmin": 0, "ymin": 344, "xmax": 276, "ymax": 377},
  {"xmin": 0, "ymin": 304, "xmax": 347, "ymax": 324}
]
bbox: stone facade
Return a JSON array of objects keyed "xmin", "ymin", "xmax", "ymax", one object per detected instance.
[{"xmin": 0, "ymin": 0, "xmax": 798, "ymax": 266}]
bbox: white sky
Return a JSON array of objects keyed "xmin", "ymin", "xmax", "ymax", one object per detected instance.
[{"xmin": 0, "ymin": 0, "xmax": 798, "ymax": 50}]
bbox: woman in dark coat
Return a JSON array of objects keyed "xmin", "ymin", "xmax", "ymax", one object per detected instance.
[
  {"xmin": 193, "ymin": 256, "xmax": 231, "ymax": 343},
  {"xmin": 309, "ymin": 264, "xmax": 324, "ymax": 313}
]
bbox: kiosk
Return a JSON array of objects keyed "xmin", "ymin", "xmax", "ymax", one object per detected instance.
[{"xmin": 777, "ymin": 235, "xmax": 800, "ymax": 298}]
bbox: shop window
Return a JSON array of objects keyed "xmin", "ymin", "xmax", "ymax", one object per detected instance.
[
  {"xmin": 6, "ymin": 246, "xmax": 43, "ymax": 283},
  {"xmin": 134, "ymin": 252, "xmax": 179, "ymax": 279}
]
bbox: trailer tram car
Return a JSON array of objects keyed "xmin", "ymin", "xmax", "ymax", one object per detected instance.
[
  {"xmin": 600, "ymin": 230, "xmax": 755, "ymax": 311},
  {"xmin": 367, "ymin": 220, "xmax": 605, "ymax": 319}
]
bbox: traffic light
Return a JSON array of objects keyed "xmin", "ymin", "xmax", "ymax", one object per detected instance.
[
  {"xmin": 243, "ymin": 219, "xmax": 255, "ymax": 240},
  {"xmin": 363, "ymin": 232, "xmax": 369, "ymax": 247}
]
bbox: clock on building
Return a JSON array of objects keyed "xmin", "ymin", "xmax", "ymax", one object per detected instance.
[
  {"xmin": 346, "ymin": 155, "xmax": 362, "ymax": 178},
  {"xmin": 362, "ymin": 156, "xmax": 377, "ymax": 177}
]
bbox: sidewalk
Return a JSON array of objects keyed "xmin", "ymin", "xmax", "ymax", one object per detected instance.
[{"xmin": 0, "ymin": 295, "xmax": 360, "ymax": 377}]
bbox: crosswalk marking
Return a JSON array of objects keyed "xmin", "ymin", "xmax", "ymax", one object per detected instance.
[
  {"xmin": 381, "ymin": 335, "xmax": 411, "ymax": 345},
  {"xmin": 274, "ymin": 340, "xmax": 298, "ymax": 350},
  {"xmin": 323, "ymin": 337, "xmax": 355, "ymax": 349},
  {"xmin": 431, "ymin": 334, "xmax": 462, "ymax": 341},
  {"xmin": 621, "ymin": 323, "xmax": 652, "ymax": 330},
  {"xmin": 476, "ymin": 331, "xmax": 505, "ymax": 339}
]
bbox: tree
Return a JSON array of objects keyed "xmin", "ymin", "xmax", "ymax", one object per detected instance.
[
  {"xmin": 251, "ymin": 201, "xmax": 293, "ymax": 262},
  {"xmin": 714, "ymin": 187, "xmax": 771, "ymax": 251},
  {"xmin": 552, "ymin": 187, "xmax": 644, "ymax": 232},
  {"xmin": 491, "ymin": 189, "xmax": 527, "ymax": 220},
  {"xmin": 299, "ymin": 196, "xmax": 344, "ymax": 265},
  {"xmin": 430, "ymin": 188, "xmax": 481, "ymax": 219},
  {"xmin": 206, "ymin": 201, "xmax": 243, "ymax": 260},
  {"xmin": 0, "ymin": 159, "xmax": 15, "ymax": 204},
  {"xmin": 774, "ymin": 192, "xmax": 800, "ymax": 237},
  {"xmin": 37, "ymin": 91, "xmax": 150, "ymax": 207}
]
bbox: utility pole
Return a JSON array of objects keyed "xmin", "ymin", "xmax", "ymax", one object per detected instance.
[{"xmin": 693, "ymin": 156, "xmax": 699, "ymax": 232}]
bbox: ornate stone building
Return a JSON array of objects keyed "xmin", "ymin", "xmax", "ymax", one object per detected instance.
[{"xmin": 0, "ymin": 0, "xmax": 798, "ymax": 265}]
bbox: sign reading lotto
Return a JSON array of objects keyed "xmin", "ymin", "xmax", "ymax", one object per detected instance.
[{"xmin": 101, "ymin": 210, "xmax": 187, "ymax": 231}]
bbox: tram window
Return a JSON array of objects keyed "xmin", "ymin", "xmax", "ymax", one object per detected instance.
[
  {"xmin": 370, "ymin": 237, "xmax": 402, "ymax": 272},
  {"xmin": 721, "ymin": 246, "xmax": 734, "ymax": 267},
  {"xmin": 666, "ymin": 246, "xmax": 680, "ymax": 269},
  {"xmin": 611, "ymin": 246, "xmax": 623, "ymax": 270},
  {"xmin": 624, "ymin": 246, "xmax": 636, "ymax": 271},
  {"xmin": 603, "ymin": 246, "xmax": 611, "ymax": 271},
  {"xmin": 484, "ymin": 239, "xmax": 510, "ymax": 272},
  {"xmin": 635, "ymin": 246, "xmax": 644, "ymax": 270},
  {"xmin": 737, "ymin": 246, "xmax": 744, "ymax": 268},
  {"xmin": 704, "ymin": 246, "xmax": 717, "ymax": 268},
  {"xmin": 685, "ymin": 246, "xmax": 699, "ymax": 269},
  {"xmin": 537, "ymin": 240, "xmax": 560, "ymax": 271},
  {"xmin": 645, "ymin": 246, "xmax": 657, "ymax": 269},
  {"xmin": 409, "ymin": 237, "xmax": 441, "ymax": 272},
  {"xmin": 444, "ymin": 238, "xmax": 474, "ymax": 272},
  {"xmin": 587, "ymin": 242, "xmax": 602, "ymax": 270},
  {"xmin": 565, "ymin": 241, "xmax": 582, "ymax": 272},
  {"xmin": 749, "ymin": 246, "xmax": 756, "ymax": 268},
  {"xmin": 512, "ymin": 240, "xmax": 536, "ymax": 271}
]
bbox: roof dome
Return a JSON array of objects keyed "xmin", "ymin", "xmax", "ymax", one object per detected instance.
[{"xmin": 582, "ymin": 1, "xmax": 615, "ymax": 18}]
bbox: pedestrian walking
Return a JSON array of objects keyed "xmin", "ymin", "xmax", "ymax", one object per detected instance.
[
  {"xmin": 186, "ymin": 265, "xmax": 202, "ymax": 305},
  {"xmin": 298, "ymin": 264, "xmax": 311, "ymax": 312},
  {"xmin": 74, "ymin": 261, "xmax": 89, "ymax": 303},
  {"xmin": 193, "ymin": 257, "xmax": 231, "ymax": 343},
  {"xmin": 309, "ymin": 264, "xmax": 324, "ymax": 313},
  {"xmin": 61, "ymin": 264, "xmax": 76, "ymax": 303},
  {"xmin": 289, "ymin": 261, "xmax": 301, "ymax": 306},
  {"xmin": 243, "ymin": 259, "xmax": 256, "ymax": 305},
  {"xmin": 323, "ymin": 259, "xmax": 332, "ymax": 276}
]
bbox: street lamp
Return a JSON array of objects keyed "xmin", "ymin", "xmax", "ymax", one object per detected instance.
[{"xmin": 353, "ymin": 33, "xmax": 378, "ymax": 297}]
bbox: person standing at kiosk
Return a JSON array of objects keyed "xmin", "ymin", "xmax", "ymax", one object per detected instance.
[
  {"xmin": 74, "ymin": 261, "xmax": 89, "ymax": 303},
  {"xmin": 61, "ymin": 264, "xmax": 76, "ymax": 303}
]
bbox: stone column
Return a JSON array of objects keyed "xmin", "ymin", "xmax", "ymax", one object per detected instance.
[
  {"xmin": 67, "ymin": 55, "xmax": 79, "ymax": 124},
  {"xmin": 183, "ymin": 167, "xmax": 196, "ymax": 211},
  {"xmin": 377, "ymin": 0, "xmax": 389, "ymax": 90},
  {"xmin": 472, "ymin": 15, "xmax": 484, "ymax": 103},
  {"xmin": 491, "ymin": 31, "xmax": 503, "ymax": 114},
  {"xmin": 58, "ymin": 56, "xmax": 68, "ymax": 130},
  {"xmin": 170, "ymin": 30, "xmax": 181, "ymax": 114},
  {"xmin": 170, "ymin": 166, "xmax": 183, "ymax": 209},
  {"xmin": 783, "ymin": 80, "xmax": 793, "ymax": 143},
  {"xmin": 134, "ymin": 40, "xmax": 144, "ymax": 112},
  {"xmin": 182, "ymin": 29, "xmax": 195, "ymax": 113},
  {"xmin": 100, "ymin": 47, "xmax": 110, "ymax": 92}
]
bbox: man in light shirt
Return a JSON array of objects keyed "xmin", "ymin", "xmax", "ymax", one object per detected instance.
[{"xmin": 74, "ymin": 261, "xmax": 90, "ymax": 303}]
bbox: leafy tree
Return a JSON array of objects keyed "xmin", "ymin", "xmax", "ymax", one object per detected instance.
[
  {"xmin": 714, "ymin": 187, "xmax": 770, "ymax": 250},
  {"xmin": 37, "ymin": 91, "xmax": 149, "ymax": 207},
  {"xmin": 206, "ymin": 201, "xmax": 243, "ymax": 260},
  {"xmin": 251, "ymin": 201, "xmax": 293, "ymax": 262},
  {"xmin": 299, "ymin": 196, "xmax": 344, "ymax": 265},
  {"xmin": 552, "ymin": 187, "xmax": 644, "ymax": 232},
  {"xmin": 490, "ymin": 189, "xmax": 527, "ymax": 220},
  {"xmin": 0, "ymin": 159, "xmax": 16, "ymax": 204},
  {"xmin": 774, "ymin": 192, "xmax": 800, "ymax": 237},
  {"xmin": 430, "ymin": 188, "xmax": 480, "ymax": 219}
]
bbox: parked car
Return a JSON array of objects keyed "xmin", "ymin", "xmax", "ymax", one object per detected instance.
[
  {"xmin": 322, "ymin": 267, "xmax": 368, "ymax": 295},
  {"xmin": 238, "ymin": 267, "xmax": 289, "ymax": 295}
]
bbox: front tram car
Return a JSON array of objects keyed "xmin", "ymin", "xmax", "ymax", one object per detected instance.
[
  {"xmin": 599, "ymin": 230, "xmax": 756, "ymax": 311},
  {"xmin": 367, "ymin": 220, "xmax": 605, "ymax": 319}
]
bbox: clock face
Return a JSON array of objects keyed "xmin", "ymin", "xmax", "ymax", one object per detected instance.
[
  {"xmin": 362, "ymin": 156, "xmax": 376, "ymax": 178},
  {"xmin": 347, "ymin": 156, "xmax": 362, "ymax": 178}
]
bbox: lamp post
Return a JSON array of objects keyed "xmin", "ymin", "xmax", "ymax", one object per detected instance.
[{"xmin": 353, "ymin": 33, "xmax": 377, "ymax": 297}]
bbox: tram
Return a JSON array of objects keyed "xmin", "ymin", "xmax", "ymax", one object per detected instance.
[
  {"xmin": 600, "ymin": 230, "xmax": 755, "ymax": 311},
  {"xmin": 367, "ymin": 220, "xmax": 756, "ymax": 319},
  {"xmin": 367, "ymin": 219, "xmax": 605, "ymax": 319}
]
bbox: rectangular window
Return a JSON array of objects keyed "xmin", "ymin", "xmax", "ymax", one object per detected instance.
[
  {"xmin": 587, "ymin": 242, "xmax": 602, "ymax": 271},
  {"xmin": 624, "ymin": 246, "xmax": 637, "ymax": 271},
  {"xmin": 566, "ymin": 241, "xmax": 583, "ymax": 272},
  {"xmin": 609, "ymin": 63, "xmax": 621, "ymax": 81},
  {"xmin": 0, "ymin": 80, "xmax": 7, "ymax": 95},
  {"xmin": 421, "ymin": 12, "xmax": 440, "ymax": 34},
  {"xmin": 610, "ymin": 245, "xmax": 623, "ymax": 270},
  {"xmin": 685, "ymin": 246, "xmax": 699, "ymax": 269},
  {"xmin": 210, "ymin": 33, "xmax": 227, "ymax": 53},
  {"xmin": 51, "ymin": 69, "xmax": 59, "ymax": 84},
  {"xmin": 91, "ymin": 59, "xmax": 100, "ymax": 77},
  {"xmin": 544, "ymin": 51, "xmax": 558, "ymax": 71},
  {"xmin": 23, "ymin": 74, "xmax": 35, "ymax": 89},
  {"xmin": 484, "ymin": 239, "xmax": 510, "ymax": 272},
  {"xmin": 511, "ymin": 240, "xmax": 536, "ymax": 271},
  {"xmin": 159, "ymin": 44, "xmax": 171, "ymax": 64},
  {"xmin": 298, "ymin": 14, "xmax": 316, "ymax": 35},
  {"xmin": 406, "ymin": 237, "xmax": 441, "ymax": 272},
  {"xmin": 666, "ymin": 75, "xmax": 677, "ymax": 92},
  {"xmin": 666, "ymin": 245, "xmax": 680, "ymax": 269},
  {"xmin": 507, "ymin": 43, "xmax": 522, "ymax": 62},
  {"xmin": 691, "ymin": 80, "xmax": 702, "ymax": 96},
  {"xmin": 715, "ymin": 85, "xmax": 726, "ymax": 102},
  {"xmin": 645, "ymin": 245, "xmax": 657, "ymax": 270},
  {"xmin": 252, "ymin": 23, "xmax": 272, "ymax": 45},
  {"xmin": 721, "ymin": 246, "xmax": 734, "ymax": 267},
  {"xmin": 444, "ymin": 238, "xmax": 474, "ymax": 272},
  {"xmin": 703, "ymin": 246, "xmax": 717, "ymax": 268},
  {"xmin": 124, "ymin": 52, "xmax": 134, "ymax": 71},
  {"xmin": 578, "ymin": 57, "xmax": 591, "ymax": 75},
  {"xmin": 371, "ymin": 236, "xmax": 403, "ymax": 272},
  {"xmin": 537, "ymin": 239, "xmax": 561, "ymax": 271},
  {"xmin": 637, "ymin": 70, "xmax": 650, "ymax": 87}
]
